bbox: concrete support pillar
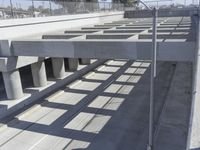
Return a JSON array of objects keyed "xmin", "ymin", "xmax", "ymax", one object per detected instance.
[
  {"xmin": 67, "ymin": 58, "xmax": 79, "ymax": 71},
  {"xmin": 31, "ymin": 61, "xmax": 47, "ymax": 87},
  {"xmin": 52, "ymin": 58, "xmax": 65, "ymax": 79},
  {"xmin": 2, "ymin": 69, "xmax": 24, "ymax": 99},
  {"xmin": 79, "ymin": 58, "xmax": 91, "ymax": 65},
  {"xmin": 187, "ymin": 14, "xmax": 200, "ymax": 150}
]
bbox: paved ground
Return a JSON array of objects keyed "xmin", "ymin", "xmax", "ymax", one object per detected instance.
[{"xmin": 0, "ymin": 59, "xmax": 192, "ymax": 150}]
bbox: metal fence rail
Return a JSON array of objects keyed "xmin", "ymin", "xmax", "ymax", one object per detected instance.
[{"xmin": 0, "ymin": 0, "xmax": 124, "ymax": 19}]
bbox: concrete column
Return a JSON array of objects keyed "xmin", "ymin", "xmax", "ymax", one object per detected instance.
[
  {"xmin": 66, "ymin": 58, "xmax": 79, "ymax": 71},
  {"xmin": 2, "ymin": 69, "xmax": 24, "ymax": 99},
  {"xmin": 79, "ymin": 58, "xmax": 91, "ymax": 65},
  {"xmin": 187, "ymin": 15, "xmax": 200, "ymax": 150},
  {"xmin": 52, "ymin": 58, "xmax": 65, "ymax": 79},
  {"xmin": 31, "ymin": 61, "xmax": 47, "ymax": 87}
]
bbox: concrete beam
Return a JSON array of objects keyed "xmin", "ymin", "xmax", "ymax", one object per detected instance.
[
  {"xmin": 11, "ymin": 40, "xmax": 195, "ymax": 62},
  {"xmin": 148, "ymin": 29, "xmax": 190, "ymax": 33},
  {"xmin": 86, "ymin": 34, "xmax": 134, "ymax": 39},
  {"xmin": 138, "ymin": 34, "xmax": 190, "ymax": 40},
  {"xmin": 42, "ymin": 35, "xmax": 81, "ymax": 39},
  {"xmin": 0, "ymin": 40, "xmax": 45, "ymax": 72},
  {"xmin": 65, "ymin": 30, "xmax": 100, "ymax": 34},
  {"xmin": 104, "ymin": 29, "xmax": 144, "ymax": 33}
]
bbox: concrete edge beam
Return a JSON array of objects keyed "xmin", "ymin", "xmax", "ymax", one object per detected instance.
[
  {"xmin": 139, "ymin": 34, "xmax": 190, "ymax": 40},
  {"xmin": 86, "ymin": 34, "xmax": 134, "ymax": 39},
  {"xmin": 11, "ymin": 40, "xmax": 195, "ymax": 62},
  {"xmin": 148, "ymin": 29, "xmax": 190, "ymax": 33},
  {"xmin": 104, "ymin": 30, "xmax": 144, "ymax": 33},
  {"xmin": 42, "ymin": 35, "xmax": 81, "ymax": 39}
]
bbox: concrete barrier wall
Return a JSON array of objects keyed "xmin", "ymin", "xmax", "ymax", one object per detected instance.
[
  {"xmin": 124, "ymin": 8, "xmax": 197, "ymax": 18},
  {"xmin": 0, "ymin": 12, "xmax": 124, "ymax": 40}
]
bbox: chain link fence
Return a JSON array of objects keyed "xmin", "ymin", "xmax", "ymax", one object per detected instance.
[{"xmin": 0, "ymin": 0, "xmax": 124, "ymax": 19}]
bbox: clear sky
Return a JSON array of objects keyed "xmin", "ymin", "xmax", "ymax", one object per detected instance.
[
  {"xmin": 145, "ymin": 0, "xmax": 199, "ymax": 5},
  {"xmin": 172, "ymin": 0, "xmax": 198, "ymax": 5},
  {"xmin": 0, "ymin": 0, "xmax": 199, "ymax": 9}
]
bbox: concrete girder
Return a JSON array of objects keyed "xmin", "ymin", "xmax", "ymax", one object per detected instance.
[
  {"xmin": 138, "ymin": 34, "xmax": 190, "ymax": 40},
  {"xmin": 10, "ymin": 40, "xmax": 195, "ymax": 62}
]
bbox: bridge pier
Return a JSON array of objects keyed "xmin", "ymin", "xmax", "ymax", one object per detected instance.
[
  {"xmin": 67, "ymin": 58, "xmax": 79, "ymax": 71},
  {"xmin": 31, "ymin": 61, "xmax": 47, "ymax": 87},
  {"xmin": 79, "ymin": 59, "xmax": 91, "ymax": 65},
  {"xmin": 2, "ymin": 69, "xmax": 24, "ymax": 99},
  {"xmin": 52, "ymin": 58, "xmax": 65, "ymax": 79}
]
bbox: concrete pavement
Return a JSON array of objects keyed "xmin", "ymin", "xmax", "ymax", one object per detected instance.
[{"xmin": 0, "ymin": 60, "xmax": 192, "ymax": 150}]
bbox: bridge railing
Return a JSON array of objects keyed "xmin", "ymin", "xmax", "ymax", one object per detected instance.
[{"xmin": 0, "ymin": 0, "xmax": 124, "ymax": 19}]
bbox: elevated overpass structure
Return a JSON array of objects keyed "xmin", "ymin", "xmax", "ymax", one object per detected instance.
[{"xmin": 0, "ymin": 8, "xmax": 199, "ymax": 150}]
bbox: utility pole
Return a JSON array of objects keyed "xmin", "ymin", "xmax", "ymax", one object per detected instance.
[
  {"xmin": 9, "ymin": 0, "xmax": 14, "ymax": 18},
  {"xmin": 49, "ymin": 1, "xmax": 52, "ymax": 15},
  {"xmin": 32, "ymin": 0, "xmax": 35, "ymax": 17}
]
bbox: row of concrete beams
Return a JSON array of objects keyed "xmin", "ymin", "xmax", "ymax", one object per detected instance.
[
  {"xmin": 9, "ymin": 17, "xmax": 194, "ymax": 62},
  {"xmin": 0, "ymin": 17, "xmax": 193, "ymax": 101}
]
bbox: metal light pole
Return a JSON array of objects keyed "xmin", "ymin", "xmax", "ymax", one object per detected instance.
[
  {"xmin": 147, "ymin": 7, "xmax": 157, "ymax": 150},
  {"xmin": 136, "ymin": 2, "xmax": 158, "ymax": 150}
]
